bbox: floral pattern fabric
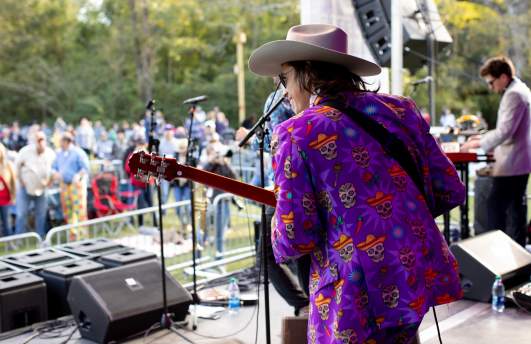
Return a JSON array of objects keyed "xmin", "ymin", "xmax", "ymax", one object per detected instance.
[{"xmin": 271, "ymin": 91, "xmax": 465, "ymax": 344}]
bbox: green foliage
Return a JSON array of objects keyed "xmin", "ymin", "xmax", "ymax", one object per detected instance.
[
  {"xmin": 0, "ymin": 0, "xmax": 299, "ymax": 127},
  {"xmin": 416, "ymin": 0, "xmax": 530, "ymax": 126}
]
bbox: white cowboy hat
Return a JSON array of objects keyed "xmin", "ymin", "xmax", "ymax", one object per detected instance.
[{"xmin": 248, "ymin": 24, "xmax": 381, "ymax": 77}]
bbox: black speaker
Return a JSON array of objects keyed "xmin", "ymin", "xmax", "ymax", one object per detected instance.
[
  {"xmin": 473, "ymin": 175, "xmax": 492, "ymax": 235},
  {"xmin": 67, "ymin": 260, "xmax": 192, "ymax": 343},
  {"xmin": 98, "ymin": 248, "xmax": 156, "ymax": 268},
  {"xmin": 1, "ymin": 248, "xmax": 76, "ymax": 269},
  {"xmin": 0, "ymin": 269, "xmax": 48, "ymax": 332},
  {"xmin": 39, "ymin": 259, "xmax": 105, "ymax": 319},
  {"xmin": 56, "ymin": 238, "xmax": 127, "ymax": 257},
  {"xmin": 353, "ymin": 0, "xmax": 452, "ymax": 70},
  {"xmin": 450, "ymin": 230, "xmax": 531, "ymax": 302}
]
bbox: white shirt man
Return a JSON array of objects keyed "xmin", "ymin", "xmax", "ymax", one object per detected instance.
[{"xmin": 15, "ymin": 131, "xmax": 56, "ymax": 237}]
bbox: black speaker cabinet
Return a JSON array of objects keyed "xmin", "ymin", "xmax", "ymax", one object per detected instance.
[
  {"xmin": 1, "ymin": 248, "xmax": 75, "ymax": 269},
  {"xmin": 450, "ymin": 230, "xmax": 531, "ymax": 302},
  {"xmin": 473, "ymin": 175, "xmax": 492, "ymax": 235},
  {"xmin": 67, "ymin": 260, "xmax": 192, "ymax": 343},
  {"xmin": 56, "ymin": 238, "xmax": 127, "ymax": 257},
  {"xmin": 98, "ymin": 248, "xmax": 156, "ymax": 268},
  {"xmin": 0, "ymin": 271, "xmax": 47, "ymax": 332},
  {"xmin": 39, "ymin": 259, "xmax": 105, "ymax": 319},
  {"xmin": 353, "ymin": 0, "xmax": 452, "ymax": 70}
]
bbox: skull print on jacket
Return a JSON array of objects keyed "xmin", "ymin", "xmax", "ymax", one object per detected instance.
[{"xmin": 271, "ymin": 91, "xmax": 465, "ymax": 344}]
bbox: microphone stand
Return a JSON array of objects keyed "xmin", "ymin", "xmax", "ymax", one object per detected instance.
[
  {"xmin": 184, "ymin": 102, "xmax": 200, "ymax": 330},
  {"xmin": 239, "ymin": 90, "xmax": 284, "ymax": 344},
  {"xmin": 145, "ymin": 100, "xmax": 172, "ymax": 329}
]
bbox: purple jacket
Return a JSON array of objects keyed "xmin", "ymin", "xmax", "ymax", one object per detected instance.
[{"xmin": 271, "ymin": 91, "xmax": 465, "ymax": 343}]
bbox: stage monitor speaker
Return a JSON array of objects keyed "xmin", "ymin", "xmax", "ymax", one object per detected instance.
[
  {"xmin": 0, "ymin": 271, "xmax": 48, "ymax": 332},
  {"xmin": 353, "ymin": 0, "xmax": 452, "ymax": 71},
  {"xmin": 450, "ymin": 230, "xmax": 531, "ymax": 302},
  {"xmin": 67, "ymin": 260, "xmax": 192, "ymax": 344}
]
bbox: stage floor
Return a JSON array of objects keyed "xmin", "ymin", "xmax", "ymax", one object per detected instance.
[{"xmin": 2, "ymin": 285, "xmax": 530, "ymax": 344}]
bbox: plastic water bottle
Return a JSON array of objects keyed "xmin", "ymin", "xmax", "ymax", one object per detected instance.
[
  {"xmin": 491, "ymin": 275, "xmax": 505, "ymax": 312},
  {"xmin": 227, "ymin": 277, "xmax": 240, "ymax": 314}
]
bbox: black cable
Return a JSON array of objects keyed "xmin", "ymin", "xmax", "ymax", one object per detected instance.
[
  {"xmin": 59, "ymin": 326, "xmax": 78, "ymax": 344},
  {"xmin": 172, "ymin": 302, "xmax": 259, "ymax": 340},
  {"xmin": 432, "ymin": 306, "xmax": 443, "ymax": 344}
]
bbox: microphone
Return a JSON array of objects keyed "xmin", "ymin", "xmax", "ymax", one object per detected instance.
[
  {"xmin": 182, "ymin": 95, "xmax": 208, "ymax": 105},
  {"xmin": 411, "ymin": 76, "xmax": 433, "ymax": 86}
]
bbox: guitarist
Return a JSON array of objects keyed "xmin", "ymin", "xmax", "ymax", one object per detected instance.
[{"xmin": 248, "ymin": 24, "xmax": 465, "ymax": 343}]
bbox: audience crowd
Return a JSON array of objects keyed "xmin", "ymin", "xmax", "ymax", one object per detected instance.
[{"xmin": 0, "ymin": 106, "xmax": 251, "ymax": 256}]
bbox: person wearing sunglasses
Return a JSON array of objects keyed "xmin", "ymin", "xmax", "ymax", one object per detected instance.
[
  {"xmin": 249, "ymin": 24, "xmax": 465, "ymax": 343},
  {"xmin": 462, "ymin": 56, "xmax": 531, "ymax": 246}
]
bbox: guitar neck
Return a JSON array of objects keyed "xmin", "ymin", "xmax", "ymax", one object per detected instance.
[{"xmin": 176, "ymin": 165, "xmax": 276, "ymax": 207}]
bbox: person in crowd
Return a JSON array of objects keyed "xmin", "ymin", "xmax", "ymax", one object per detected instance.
[
  {"xmin": 203, "ymin": 145, "xmax": 237, "ymax": 258},
  {"xmin": 248, "ymin": 24, "xmax": 465, "ymax": 343},
  {"xmin": 112, "ymin": 129, "xmax": 128, "ymax": 161},
  {"xmin": 214, "ymin": 107, "xmax": 229, "ymax": 136},
  {"xmin": 15, "ymin": 131, "xmax": 56, "ymax": 237},
  {"xmin": 76, "ymin": 118, "xmax": 95, "ymax": 156},
  {"xmin": 123, "ymin": 135, "xmax": 157, "ymax": 227},
  {"xmin": 0, "ymin": 143, "xmax": 16, "ymax": 237},
  {"xmin": 236, "ymin": 76, "xmax": 310, "ymax": 316},
  {"xmin": 7, "ymin": 122, "xmax": 26, "ymax": 151},
  {"xmin": 52, "ymin": 132, "xmax": 90, "ymax": 228},
  {"xmin": 440, "ymin": 107, "xmax": 456, "ymax": 128},
  {"xmin": 159, "ymin": 124, "xmax": 190, "ymax": 228},
  {"xmin": 94, "ymin": 130, "xmax": 113, "ymax": 161},
  {"xmin": 462, "ymin": 56, "xmax": 530, "ymax": 246},
  {"xmin": 184, "ymin": 107, "xmax": 206, "ymax": 147},
  {"xmin": 93, "ymin": 120, "xmax": 105, "ymax": 141},
  {"xmin": 174, "ymin": 126, "xmax": 187, "ymax": 139}
]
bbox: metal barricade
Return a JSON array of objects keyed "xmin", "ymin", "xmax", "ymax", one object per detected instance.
[
  {"xmin": 45, "ymin": 200, "xmax": 191, "ymax": 246},
  {"xmin": 0, "ymin": 232, "xmax": 43, "ymax": 255},
  {"xmin": 207, "ymin": 193, "xmax": 260, "ymax": 256}
]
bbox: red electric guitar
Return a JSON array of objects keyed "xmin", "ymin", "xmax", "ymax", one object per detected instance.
[{"xmin": 127, "ymin": 151, "xmax": 276, "ymax": 207}]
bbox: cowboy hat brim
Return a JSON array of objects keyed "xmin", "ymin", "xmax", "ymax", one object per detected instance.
[{"xmin": 249, "ymin": 40, "xmax": 381, "ymax": 77}]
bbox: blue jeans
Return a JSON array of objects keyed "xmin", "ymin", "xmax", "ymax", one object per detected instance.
[
  {"xmin": 161, "ymin": 181, "xmax": 191, "ymax": 227},
  {"xmin": 215, "ymin": 200, "xmax": 230, "ymax": 254},
  {"xmin": 0, "ymin": 206, "xmax": 10, "ymax": 237},
  {"xmin": 15, "ymin": 187, "xmax": 48, "ymax": 238}
]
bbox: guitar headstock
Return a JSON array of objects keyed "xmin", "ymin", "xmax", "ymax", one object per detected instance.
[{"xmin": 127, "ymin": 151, "xmax": 180, "ymax": 183}]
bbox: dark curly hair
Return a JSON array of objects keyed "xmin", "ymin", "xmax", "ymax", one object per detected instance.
[
  {"xmin": 479, "ymin": 56, "xmax": 515, "ymax": 79},
  {"xmin": 285, "ymin": 60, "xmax": 374, "ymax": 97}
]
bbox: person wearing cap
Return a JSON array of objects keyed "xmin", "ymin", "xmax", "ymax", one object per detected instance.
[
  {"xmin": 15, "ymin": 131, "xmax": 56, "ymax": 237},
  {"xmin": 249, "ymin": 24, "xmax": 465, "ymax": 343},
  {"xmin": 52, "ymin": 132, "xmax": 90, "ymax": 229}
]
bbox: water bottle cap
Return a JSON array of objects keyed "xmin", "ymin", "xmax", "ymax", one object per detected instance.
[
  {"xmin": 495, "ymin": 275, "xmax": 501, "ymax": 280},
  {"xmin": 230, "ymin": 277, "xmax": 237, "ymax": 283}
]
